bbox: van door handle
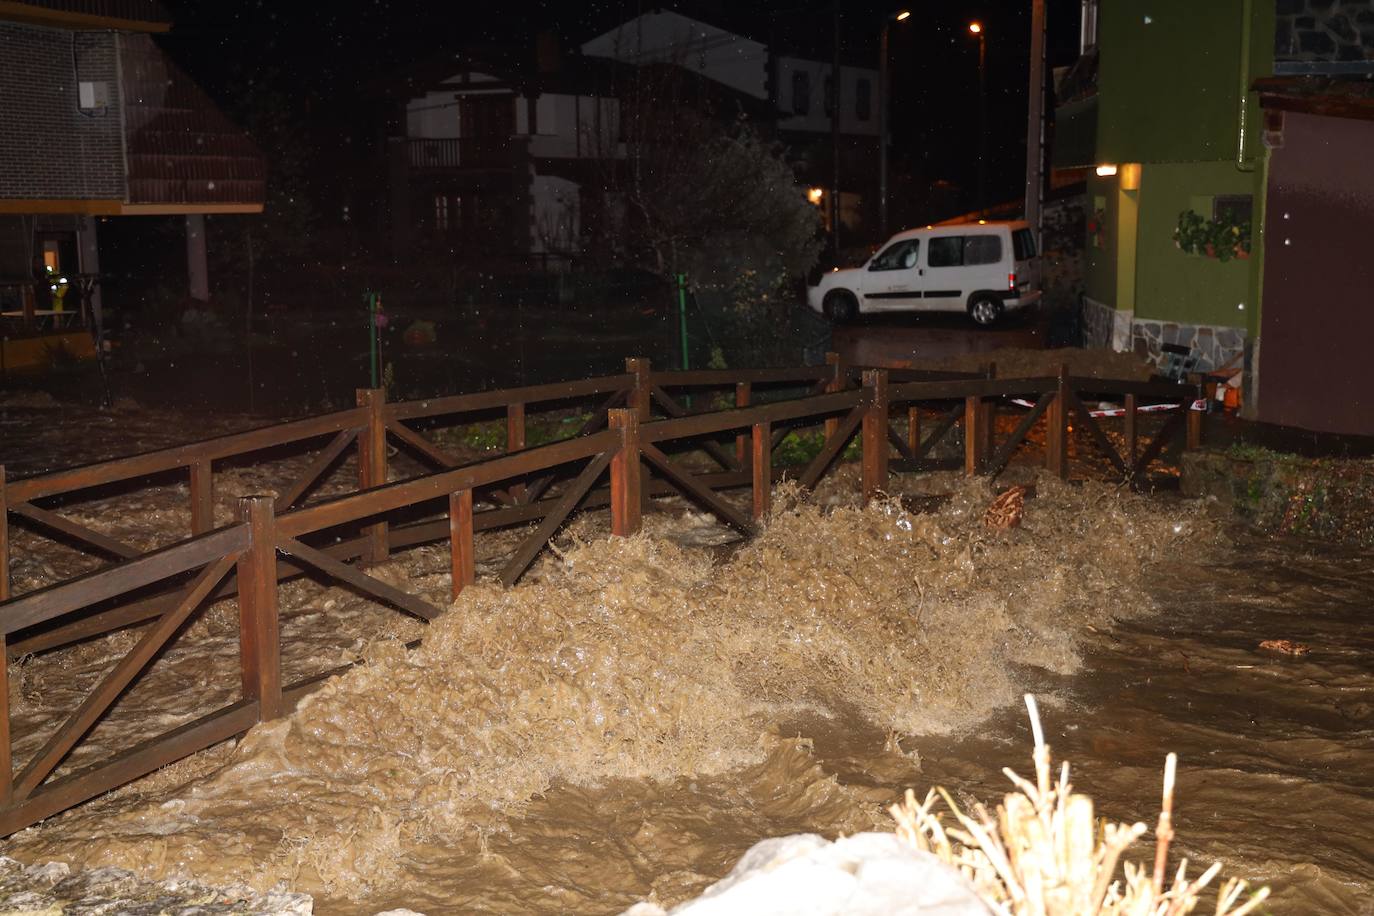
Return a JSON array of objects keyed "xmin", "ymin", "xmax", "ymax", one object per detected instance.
[{"xmin": 919, "ymin": 268, "xmax": 925, "ymax": 276}]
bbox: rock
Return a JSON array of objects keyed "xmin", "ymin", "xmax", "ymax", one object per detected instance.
[{"xmin": 622, "ymin": 833, "xmax": 991, "ymax": 915}]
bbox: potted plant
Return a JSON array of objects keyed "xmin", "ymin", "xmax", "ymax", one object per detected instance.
[{"xmin": 1173, "ymin": 209, "xmax": 1251, "ymax": 262}]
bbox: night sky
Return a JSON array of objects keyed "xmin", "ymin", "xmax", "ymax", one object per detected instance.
[{"xmin": 157, "ymin": 0, "xmax": 1084, "ymax": 228}]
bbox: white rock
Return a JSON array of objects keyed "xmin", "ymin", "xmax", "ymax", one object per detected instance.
[{"xmin": 624, "ymin": 833, "xmax": 991, "ymax": 916}]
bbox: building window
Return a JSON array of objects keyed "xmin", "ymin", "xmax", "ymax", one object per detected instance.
[
  {"xmin": 1080, "ymin": 0, "xmax": 1099, "ymax": 53},
  {"xmin": 856, "ymin": 78, "xmax": 871, "ymax": 121},
  {"xmin": 1213, "ymin": 195, "xmax": 1253, "ymax": 224},
  {"xmin": 434, "ymin": 195, "xmax": 449, "ymax": 231},
  {"xmin": 792, "ymin": 71, "xmax": 810, "ymax": 115},
  {"xmin": 824, "ymin": 74, "xmax": 835, "ymax": 118}
]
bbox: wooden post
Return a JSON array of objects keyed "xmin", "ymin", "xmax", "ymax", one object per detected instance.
[
  {"xmin": 752, "ymin": 421, "xmax": 772, "ymax": 520},
  {"xmin": 735, "ymin": 382, "xmax": 752, "ymax": 468},
  {"xmin": 1124, "ymin": 393, "xmax": 1138, "ymax": 466},
  {"xmin": 907, "ymin": 406, "xmax": 921, "ymax": 458},
  {"xmin": 449, "ymin": 489, "xmax": 474, "ymax": 601},
  {"xmin": 824, "ymin": 351, "xmax": 844, "ymax": 441},
  {"xmin": 1186, "ymin": 386, "xmax": 1204, "ymax": 450},
  {"xmin": 861, "ymin": 369, "xmax": 890, "ymax": 500},
  {"xmin": 0, "ymin": 466, "xmax": 8, "ymax": 604},
  {"xmin": 626, "ymin": 357, "xmax": 652, "ymax": 422},
  {"xmin": 356, "ymin": 388, "xmax": 389, "ymax": 564},
  {"xmin": 964, "ymin": 394, "xmax": 983, "ymax": 477},
  {"xmin": 189, "ymin": 459, "xmax": 214, "ymax": 536},
  {"xmin": 507, "ymin": 402, "xmax": 526, "ymax": 503},
  {"xmin": 1045, "ymin": 365, "xmax": 1069, "ymax": 479},
  {"xmin": 609, "ymin": 409, "xmax": 642, "ymax": 536},
  {"xmin": 236, "ymin": 496, "xmax": 282, "ymax": 721},
  {"xmin": 980, "ymin": 362, "xmax": 996, "ymax": 469}
]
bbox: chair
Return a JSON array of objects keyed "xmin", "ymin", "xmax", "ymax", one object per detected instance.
[{"xmin": 1158, "ymin": 342, "xmax": 1198, "ymax": 382}]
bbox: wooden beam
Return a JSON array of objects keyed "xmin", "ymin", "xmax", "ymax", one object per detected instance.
[
  {"xmin": 1046, "ymin": 366, "xmax": 1069, "ymax": 479},
  {"xmin": 752, "ymin": 421, "xmax": 771, "ymax": 521},
  {"xmin": 862, "ymin": 369, "xmax": 890, "ymax": 501},
  {"xmin": 277, "ymin": 536, "xmax": 442, "ymax": 622},
  {"xmin": 236, "ymin": 497, "xmax": 282, "ymax": 721},
  {"xmin": 798, "ymin": 402, "xmax": 866, "ymax": 490},
  {"xmin": 626, "ymin": 358, "xmax": 653, "ymax": 421},
  {"xmin": 8, "ymin": 502, "xmax": 141, "ymax": 561},
  {"xmin": 506, "ymin": 402, "xmax": 527, "ymax": 503},
  {"xmin": 641, "ymin": 443, "xmax": 754, "ymax": 534},
  {"xmin": 964, "ymin": 395, "xmax": 984, "ymax": 476},
  {"xmin": 914, "ymin": 403, "xmax": 963, "ymax": 459},
  {"xmin": 608, "ymin": 410, "xmax": 642, "ymax": 536},
  {"xmin": 1064, "ymin": 388, "xmax": 1129, "ymax": 479},
  {"xmin": 735, "ymin": 383, "xmax": 752, "ymax": 468},
  {"xmin": 1124, "ymin": 394, "xmax": 1138, "ymax": 466},
  {"xmin": 449, "ymin": 490, "xmax": 474, "ymax": 601},
  {"xmin": 499, "ymin": 450, "xmax": 611, "ymax": 587},
  {"xmin": 0, "ymin": 467, "xmax": 8, "ymax": 604},
  {"xmin": 275, "ymin": 429, "xmax": 358, "ymax": 510},
  {"xmin": 986, "ymin": 392, "xmax": 1054, "ymax": 478},
  {"xmin": 189, "ymin": 460, "xmax": 214, "ymax": 536},
  {"xmin": 357, "ymin": 389, "xmax": 390, "ymax": 564},
  {"xmin": 13, "ymin": 554, "xmax": 237, "ymax": 799},
  {"xmin": 650, "ymin": 385, "xmax": 741, "ymax": 472},
  {"xmin": 1129, "ymin": 406, "xmax": 1188, "ymax": 485}
]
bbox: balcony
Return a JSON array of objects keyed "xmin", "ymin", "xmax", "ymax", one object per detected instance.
[{"xmin": 407, "ymin": 137, "xmax": 510, "ymax": 171}]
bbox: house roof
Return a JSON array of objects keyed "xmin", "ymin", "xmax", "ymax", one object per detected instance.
[
  {"xmin": 1254, "ymin": 75, "xmax": 1374, "ymax": 122},
  {"xmin": 0, "ymin": 0, "xmax": 169, "ymax": 32},
  {"xmin": 119, "ymin": 34, "xmax": 265, "ymax": 211}
]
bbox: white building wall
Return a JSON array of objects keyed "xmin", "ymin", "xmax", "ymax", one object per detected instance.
[
  {"xmin": 581, "ymin": 10, "xmax": 768, "ymax": 100},
  {"xmin": 530, "ymin": 174, "xmax": 580, "ymax": 258},
  {"xmin": 774, "ymin": 57, "xmax": 880, "ymax": 136}
]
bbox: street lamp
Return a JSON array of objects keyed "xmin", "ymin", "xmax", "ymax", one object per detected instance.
[
  {"xmin": 969, "ymin": 21, "xmax": 987, "ymax": 212},
  {"xmin": 879, "ymin": 9, "xmax": 911, "ymax": 237}
]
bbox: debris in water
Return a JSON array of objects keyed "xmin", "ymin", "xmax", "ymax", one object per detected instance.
[
  {"xmin": 984, "ymin": 485, "xmax": 1027, "ymax": 530},
  {"xmin": 1257, "ymin": 639, "xmax": 1310, "ymax": 656}
]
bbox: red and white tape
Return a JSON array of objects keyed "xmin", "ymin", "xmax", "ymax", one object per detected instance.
[{"xmin": 1007, "ymin": 398, "xmax": 1208, "ymax": 417}]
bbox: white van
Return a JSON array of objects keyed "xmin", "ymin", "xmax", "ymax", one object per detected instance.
[{"xmin": 807, "ymin": 220, "xmax": 1042, "ymax": 326}]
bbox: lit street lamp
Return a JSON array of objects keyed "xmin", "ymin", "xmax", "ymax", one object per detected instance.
[
  {"xmin": 879, "ymin": 9, "xmax": 911, "ymax": 237},
  {"xmin": 969, "ymin": 21, "xmax": 987, "ymax": 212}
]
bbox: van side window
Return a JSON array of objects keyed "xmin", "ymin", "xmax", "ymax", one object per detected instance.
[
  {"xmin": 928, "ymin": 236, "xmax": 963, "ymax": 267},
  {"xmin": 868, "ymin": 239, "xmax": 920, "ymax": 271},
  {"xmin": 964, "ymin": 235, "xmax": 1002, "ymax": 265},
  {"xmin": 1013, "ymin": 228, "xmax": 1037, "ymax": 260}
]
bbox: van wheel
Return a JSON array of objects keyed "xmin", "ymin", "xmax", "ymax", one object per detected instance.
[
  {"xmin": 968, "ymin": 294, "xmax": 1002, "ymax": 327},
  {"xmin": 824, "ymin": 290, "xmax": 859, "ymax": 324}
]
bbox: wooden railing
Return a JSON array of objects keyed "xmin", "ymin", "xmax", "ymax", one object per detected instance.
[
  {"xmin": 406, "ymin": 137, "xmax": 510, "ymax": 170},
  {"xmin": 0, "ymin": 356, "xmax": 1204, "ymax": 834}
]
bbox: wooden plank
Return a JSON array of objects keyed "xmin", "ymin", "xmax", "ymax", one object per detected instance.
[
  {"xmin": 385, "ymin": 419, "xmax": 457, "ymax": 469},
  {"xmin": 906, "ymin": 407, "xmax": 920, "ymax": 459},
  {"xmin": 1129, "ymin": 405, "xmax": 1188, "ymax": 484},
  {"xmin": 987, "ymin": 392, "xmax": 1054, "ymax": 478},
  {"xmin": 0, "ymin": 700, "xmax": 259, "ymax": 838},
  {"xmin": 887, "ymin": 376, "xmax": 1059, "ymax": 402},
  {"xmin": 886, "ymin": 424, "xmax": 916, "ymax": 463},
  {"xmin": 641, "ymin": 444, "xmax": 754, "ymax": 534},
  {"xmin": 189, "ymin": 460, "xmax": 213, "ymax": 536},
  {"xmin": 1124, "ymin": 394, "xmax": 1138, "ymax": 466},
  {"xmin": 964, "ymin": 395, "xmax": 983, "ymax": 477},
  {"xmin": 626, "ymin": 358, "xmax": 653, "ymax": 421},
  {"xmin": 9, "ymin": 409, "xmax": 367, "ymax": 503},
  {"xmin": 385, "ymin": 373, "xmax": 634, "ymax": 422},
  {"xmin": 8, "ymin": 502, "xmax": 141, "ymax": 560},
  {"xmin": 752, "ymin": 421, "xmax": 771, "ymax": 521},
  {"xmin": 0, "ymin": 524, "xmax": 249, "ymax": 637},
  {"xmin": 278, "ymin": 536, "xmax": 442, "ymax": 622},
  {"xmin": 641, "ymin": 391, "xmax": 863, "ymax": 444},
  {"xmin": 449, "ymin": 490, "xmax": 474, "ymax": 601},
  {"xmin": 609, "ymin": 410, "xmax": 642, "ymax": 536},
  {"xmin": 0, "ymin": 468, "xmax": 10, "ymax": 604},
  {"xmin": 521, "ymin": 389, "xmax": 623, "ymax": 504},
  {"xmin": 278, "ymin": 430, "xmax": 618, "ymax": 539},
  {"xmin": 798, "ymin": 401, "xmax": 866, "ymax": 490},
  {"xmin": 1064, "ymin": 388, "xmax": 1129, "ymax": 479},
  {"xmin": 13, "ymin": 554, "xmax": 238, "ymax": 799},
  {"xmin": 1187, "ymin": 396, "xmax": 1203, "ymax": 450},
  {"xmin": 0, "ymin": 636, "xmax": 9, "ymax": 806},
  {"xmin": 650, "ymin": 366, "xmax": 830, "ymax": 387},
  {"xmin": 499, "ymin": 450, "xmax": 612, "ymax": 587},
  {"xmin": 1046, "ymin": 367, "xmax": 1069, "ymax": 479},
  {"xmin": 506, "ymin": 402, "xmax": 527, "ymax": 503},
  {"xmin": 915, "ymin": 404, "xmax": 963, "ymax": 459},
  {"xmin": 650, "ymin": 385, "xmax": 741, "ymax": 472},
  {"xmin": 862, "ymin": 370, "xmax": 890, "ymax": 501},
  {"xmin": 356, "ymin": 388, "xmax": 389, "ymax": 564},
  {"xmin": 236, "ymin": 497, "xmax": 282, "ymax": 721},
  {"xmin": 1066, "ymin": 376, "xmax": 1199, "ymax": 398},
  {"xmin": 824, "ymin": 351, "xmax": 843, "ymax": 442},
  {"xmin": 275, "ymin": 429, "xmax": 358, "ymax": 510},
  {"xmin": 735, "ymin": 383, "xmax": 751, "ymax": 468}
]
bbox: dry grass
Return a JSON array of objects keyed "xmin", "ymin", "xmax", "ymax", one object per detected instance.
[{"xmin": 890, "ymin": 695, "xmax": 1270, "ymax": 916}]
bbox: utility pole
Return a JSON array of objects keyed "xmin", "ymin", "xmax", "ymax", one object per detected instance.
[
  {"xmin": 1025, "ymin": 0, "xmax": 1047, "ymax": 245},
  {"xmin": 831, "ymin": 0, "xmax": 842, "ymax": 259}
]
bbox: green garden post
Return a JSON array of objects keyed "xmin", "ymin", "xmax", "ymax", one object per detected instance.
[{"xmin": 676, "ymin": 274, "xmax": 689, "ymax": 372}]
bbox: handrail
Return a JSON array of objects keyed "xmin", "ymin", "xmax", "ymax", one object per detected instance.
[
  {"xmin": 385, "ymin": 373, "xmax": 634, "ymax": 422},
  {"xmin": 641, "ymin": 391, "xmax": 865, "ymax": 444},
  {"xmin": 0, "ymin": 523, "xmax": 249, "ymax": 635},
  {"xmin": 9, "ymin": 408, "xmax": 367, "ymax": 503},
  {"xmin": 278, "ymin": 429, "xmax": 620, "ymax": 538},
  {"xmin": 651, "ymin": 366, "xmax": 830, "ymax": 387}
]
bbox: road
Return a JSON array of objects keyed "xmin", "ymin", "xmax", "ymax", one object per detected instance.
[{"xmin": 828, "ymin": 306, "xmax": 1051, "ymax": 369}]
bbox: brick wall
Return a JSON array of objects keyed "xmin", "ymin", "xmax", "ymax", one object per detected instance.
[{"xmin": 0, "ymin": 22, "xmax": 126, "ymax": 200}]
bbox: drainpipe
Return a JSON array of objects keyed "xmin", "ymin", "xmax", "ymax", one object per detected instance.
[{"xmin": 1235, "ymin": 0, "xmax": 1255, "ymax": 172}]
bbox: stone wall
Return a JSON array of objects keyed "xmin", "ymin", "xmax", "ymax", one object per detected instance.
[
  {"xmin": 1081, "ymin": 296, "xmax": 1245, "ymax": 374},
  {"xmin": 1275, "ymin": 0, "xmax": 1374, "ymax": 68}
]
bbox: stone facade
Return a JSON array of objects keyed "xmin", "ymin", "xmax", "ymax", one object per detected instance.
[
  {"xmin": 0, "ymin": 23, "xmax": 126, "ymax": 201},
  {"xmin": 1275, "ymin": 0, "xmax": 1374, "ymax": 68},
  {"xmin": 1082, "ymin": 297, "xmax": 1245, "ymax": 374}
]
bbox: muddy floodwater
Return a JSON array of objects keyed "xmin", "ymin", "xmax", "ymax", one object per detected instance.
[{"xmin": 0, "ymin": 403, "xmax": 1371, "ymax": 913}]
